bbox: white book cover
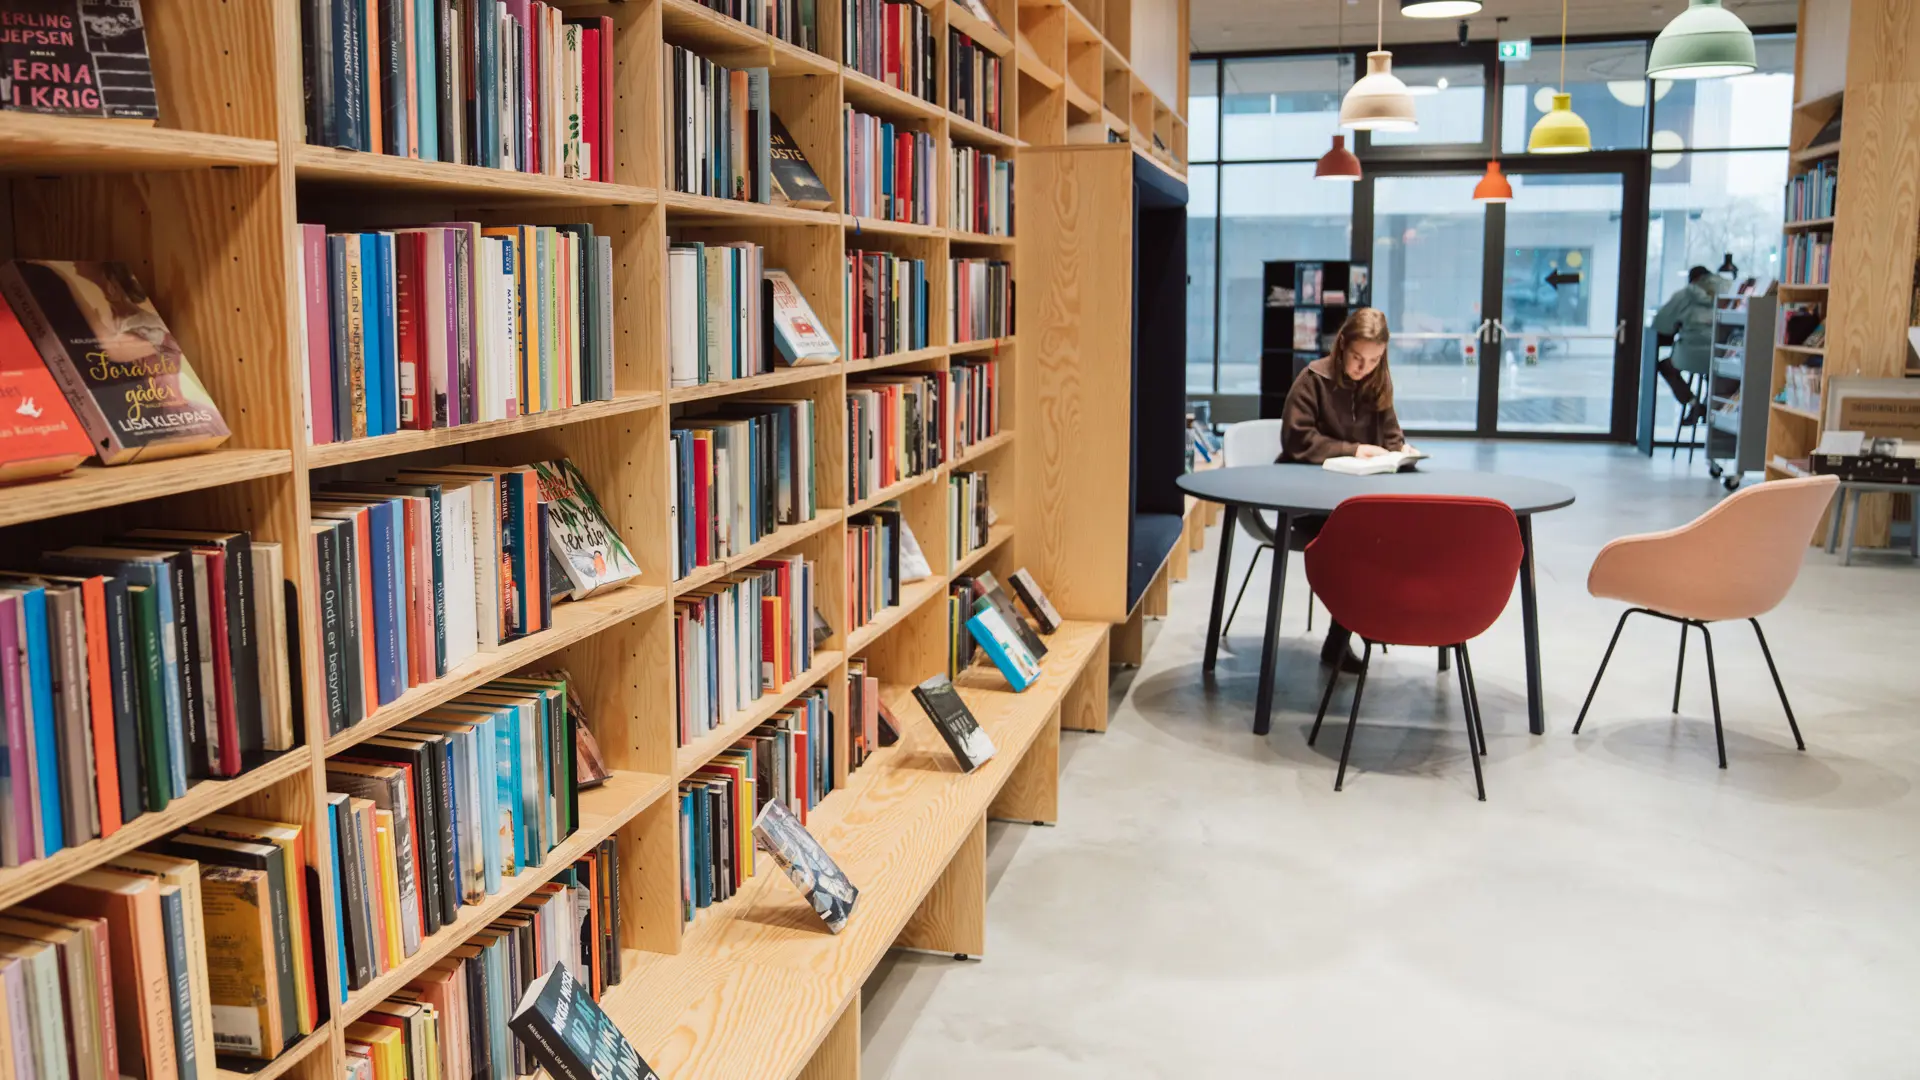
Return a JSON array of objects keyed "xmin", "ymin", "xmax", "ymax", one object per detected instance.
[
  {"xmin": 766, "ymin": 269, "xmax": 839, "ymax": 364},
  {"xmin": 1321, "ymin": 447, "xmax": 1427, "ymax": 476},
  {"xmin": 531, "ymin": 458, "xmax": 640, "ymax": 601},
  {"xmin": 440, "ymin": 486, "xmax": 479, "ymax": 669},
  {"xmin": 250, "ymin": 543, "xmax": 294, "ymax": 751},
  {"xmin": 668, "ymin": 247, "xmax": 700, "ymax": 387},
  {"xmin": 595, "ymin": 238, "xmax": 614, "ymax": 398}
]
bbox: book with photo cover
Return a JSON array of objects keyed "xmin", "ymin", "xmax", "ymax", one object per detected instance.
[
  {"xmin": 0, "ymin": 259, "xmax": 229, "ymax": 464},
  {"xmin": 972, "ymin": 570, "xmax": 1046, "ymax": 659},
  {"xmin": 510, "ymin": 962, "xmax": 661, "ymax": 1080},
  {"xmin": 1008, "ymin": 568, "xmax": 1061, "ymax": 634},
  {"xmin": 911, "ymin": 673, "xmax": 996, "ymax": 771},
  {"xmin": 768, "ymin": 113, "xmax": 833, "ymax": 210},
  {"xmin": 532, "ymin": 457, "xmax": 641, "ymax": 601},
  {"xmin": 752, "ymin": 800, "xmax": 858, "ymax": 934},
  {"xmin": 765, "ymin": 269, "xmax": 839, "ymax": 365},
  {"xmin": 0, "ymin": 0, "xmax": 158, "ymax": 121},
  {"xmin": 966, "ymin": 605, "xmax": 1041, "ymax": 692}
]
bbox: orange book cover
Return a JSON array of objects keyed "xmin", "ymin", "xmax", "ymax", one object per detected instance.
[
  {"xmin": 0, "ymin": 292, "xmax": 91, "ymax": 483},
  {"xmin": 77, "ymin": 572, "xmax": 120, "ymax": 835},
  {"xmin": 45, "ymin": 868, "xmax": 179, "ymax": 1079},
  {"xmin": 192, "ymin": 814, "xmax": 319, "ymax": 1035}
]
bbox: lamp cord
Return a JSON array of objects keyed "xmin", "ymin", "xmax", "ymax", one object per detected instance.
[
  {"xmin": 1560, "ymin": 0, "xmax": 1568, "ymax": 91},
  {"xmin": 1377, "ymin": 0, "xmax": 1384, "ymax": 52}
]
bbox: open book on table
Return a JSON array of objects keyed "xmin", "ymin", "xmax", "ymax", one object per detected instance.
[{"xmin": 1322, "ymin": 446, "xmax": 1427, "ymax": 476}]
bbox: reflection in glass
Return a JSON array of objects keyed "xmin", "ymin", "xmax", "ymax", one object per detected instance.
[
  {"xmin": 1190, "ymin": 59, "xmax": 1219, "ymax": 163},
  {"xmin": 1649, "ymin": 35, "xmax": 1795, "ymax": 151},
  {"xmin": 1500, "ymin": 42, "xmax": 1649, "ymax": 154},
  {"xmin": 1188, "ymin": 166, "xmax": 1218, "ymax": 392},
  {"xmin": 1498, "ymin": 172, "xmax": 1626, "ymax": 434},
  {"xmin": 1217, "ymin": 164, "xmax": 1351, "ymax": 393},
  {"xmin": 1370, "ymin": 62, "xmax": 1486, "ymax": 146},
  {"xmin": 1372, "ymin": 175, "xmax": 1486, "ymax": 431},
  {"xmin": 1220, "ymin": 55, "xmax": 1352, "ymax": 161}
]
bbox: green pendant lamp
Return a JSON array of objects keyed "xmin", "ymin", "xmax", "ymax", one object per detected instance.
[
  {"xmin": 1528, "ymin": 0, "xmax": 1591, "ymax": 154},
  {"xmin": 1648, "ymin": 0, "xmax": 1757, "ymax": 79},
  {"xmin": 1340, "ymin": 0, "xmax": 1419, "ymax": 132}
]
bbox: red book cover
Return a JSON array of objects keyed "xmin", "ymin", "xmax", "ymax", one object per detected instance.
[
  {"xmin": 884, "ymin": 3, "xmax": 899, "ymax": 88},
  {"xmin": 692, "ymin": 431, "xmax": 711, "ymax": 566},
  {"xmin": 301, "ymin": 224, "xmax": 335, "ymax": 444},
  {"xmin": 0, "ymin": 293, "xmax": 91, "ymax": 483},
  {"xmin": 594, "ymin": 17, "xmax": 614, "ymax": 180},
  {"xmin": 76, "ymin": 575, "xmax": 121, "ymax": 836},
  {"xmin": 402, "ymin": 497, "xmax": 426, "ymax": 684},
  {"xmin": 579, "ymin": 27, "xmax": 600, "ymax": 182},
  {"xmin": 393, "ymin": 232, "xmax": 427, "ymax": 430},
  {"xmin": 197, "ymin": 546, "xmax": 242, "ymax": 778}
]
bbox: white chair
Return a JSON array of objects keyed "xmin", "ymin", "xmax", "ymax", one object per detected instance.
[{"xmin": 1219, "ymin": 420, "xmax": 1314, "ymax": 638}]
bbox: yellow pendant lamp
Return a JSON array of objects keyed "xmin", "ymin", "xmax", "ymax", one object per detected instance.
[
  {"xmin": 1340, "ymin": 0, "xmax": 1419, "ymax": 132},
  {"xmin": 1528, "ymin": 0, "xmax": 1591, "ymax": 154}
]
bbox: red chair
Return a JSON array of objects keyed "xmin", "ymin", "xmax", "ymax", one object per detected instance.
[{"xmin": 1304, "ymin": 495, "xmax": 1526, "ymax": 800}]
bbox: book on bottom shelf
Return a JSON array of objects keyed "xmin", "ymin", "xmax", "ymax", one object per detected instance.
[
  {"xmin": 966, "ymin": 605, "xmax": 1041, "ymax": 692},
  {"xmin": 752, "ymin": 800, "xmax": 858, "ymax": 934},
  {"xmin": 510, "ymin": 963, "xmax": 660, "ymax": 1080},
  {"xmin": 911, "ymin": 673, "xmax": 996, "ymax": 771},
  {"xmin": 1008, "ymin": 568, "xmax": 1062, "ymax": 634}
]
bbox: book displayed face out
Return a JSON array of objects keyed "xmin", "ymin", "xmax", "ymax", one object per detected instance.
[
  {"xmin": 752, "ymin": 800, "xmax": 859, "ymax": 934},
  {"xmin": 973, "ymin": 570, "xmax": 1047, "ymax": 659},
  {"xmin": 912, "ymin": 674, "xmax": 997, "ymax": 771},
  {"xmin": 1008, "ymin": 568, "xmax": 1061, "ymax": 634},
  {"xmin": 511, "ymin": 962, "xmax": 661, "ymax": 1080}
]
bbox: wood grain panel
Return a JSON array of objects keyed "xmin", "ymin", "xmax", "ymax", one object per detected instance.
[
  {"xmin": 1061, "ymin": 629, "xmax": 1109, "ymax": 732},
  {"xmin": 896, "ymin": 813, "xmax": 987, "ymax": 956},
  {"xmin": 989, "ymin": 704, "xmax": 1059, "ymax": 823},
  {"xmin": 797, "ymin": 997, "xmax": 861, "ymax": 1080}
]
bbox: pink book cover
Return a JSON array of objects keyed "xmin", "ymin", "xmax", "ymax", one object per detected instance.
[
  {"xmin": 580, "ymin": 27, "xmax": 601, "ymax": 183},
  {"xmin": 301, "ymin": 224, "xmax": 335, "ymax": 444},
  {"xmin": 0, "ymin": 595, "xmax": 32, "ymax": 864}
]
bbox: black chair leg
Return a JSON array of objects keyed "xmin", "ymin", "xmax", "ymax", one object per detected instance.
[
  {"xmin": 1573, "ymin": 609, "xmax": 1634, "ymax": 735},
  {"xmin": 1308, "ymin": 662, "xmax": 1341, "ymax": 746},
  {"xmin": 1456, "ymin": 644, "xmax": 1487, "ymax": 801},
  {"xmin": 1221, "ymin": 543, "xmax": 1269, "ymax": 641},
  {"xmin": 1333, "ymin": 642, "xmax": 1372, "ymax": 792},
  {"xmin": 1438, "ymin": 647, "xmax": 1450, "ymax": 673},
  {"xmin": 1672, "ymin": 621, "xmax": 1688, "ymax": 714},
  {"xmin": 1306, "ymin": 588, "xmax": 1315, "ymax": 633},
  {"xmin": 1700, "ymin": 622, "xmax": 1728, "ymax": 769},
  {"xmin": 1458, "ymin": 642, "xmax": 1487, "ymax": 756},
  {"xmin": 1750, "ymin": 619, "xmax": 1806, "ymax": 751}
]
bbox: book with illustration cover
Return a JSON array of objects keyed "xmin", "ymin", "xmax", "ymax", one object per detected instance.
[
  {"xmin": 768, "ymin": 113, "xmax": 832, "ymax": 210},
  {"xmin": 0, "ymin": 293, "xmax": 93, "ymax": 482},
  {"xmin": 0, "ymin": 0, "xmax": 158, "ymax": 121},
  {"xmin": 531, "ymin": 458, "xmax": 639, "ymax": 601},
  {"xmin": 510, "ymin": 962, "xmax": 660, "ymax": 1080},
  {"xmin": 752, "ymin": 799, "xmax": 858, "ymax": 933},
  {"xmin": 911, "ymin": 673, "xmax": 997, "ymax": 771},
  {"xmin": 1007, "ymin": 568, "xmax": 1061, "ymax": 634},
  {"xmin": 0, "ymin": 260, "xmax": 229, "ymax": 464},
  {"xmin": 765, "ymin": 269, "xmax": 839, "ymax": 365}
]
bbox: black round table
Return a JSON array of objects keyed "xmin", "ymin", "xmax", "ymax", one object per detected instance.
[{"xmin": 1176, "ymin": 464, "xmax": 1577, "ymax": 737}]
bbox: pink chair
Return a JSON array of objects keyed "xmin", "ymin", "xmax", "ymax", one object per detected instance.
[{"xmin": 1573, "ymin": 475, "xmax": 1839, "ymax": 768}]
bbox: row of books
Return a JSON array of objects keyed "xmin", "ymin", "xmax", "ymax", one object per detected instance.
[
  {"xmin": 1, "ymin": 531, "xmax": 293, "ymax": 867},
  {"xmin": 326, "ymin": 671, "xmax": 583, "ymax": 994},
  {"xmin": 311, "ymin": 459, "xmax": 638, "ymax": 734},
  {"xmin": 847, "ymin": 503, "xmax": 903, "ymax": 634},
  {"xmin": 952, "ymin": 258, "xmax": 1013, "ymax": 343},
  {"xmin": 670, "ymin": 402, "xmax": 821, "ymax": 579},
  {"xmin": 846, "ymin": 657, "xmax": 898, "ymax": 773},
  {"xmin": 844, "ymin": 109, "xmax": 935, "ymax": 225},
  {"xmin": 951, "ymin": 148, "xmax": 1013, "ymax": 237},
  {"xmin": 667, "ymin": 240, "xmax": 771, "ymax": 387},
  {"xmin": 947, "ymin": 568, "xmax": 1058, "ymax": 685},
  {"xmin": 345, "ymin": 840, "xmax": 622, "ymax": 1078},
  {"xmin": 671, "ymin": 555, "xmax": 817, "ymax": 747},
  {"xmin": 847, "ymin": 250, "xmax": 931, "ymax": 360},
  {"xmin": 950, "ymin": 470, "xmax": 992, "ymax": 562},
  {"xmin": 302, "ymin": 1, "xmax": 616, "ymax": 181},
  {"xmin": 950, "ymin": 356, "xmax": 1002, "ymax": 457},
  {"xmin": 680, "ymin": 684, "xmax": 831, "ymax": 921},
  {"xmin": 946, "ymin": 577, "xmax": 983, "ymax": 677},
  {"xmin": 664, "ymin": 48, "xmax": 773, "ymax": 201},
  {"xmin": 947, "ymin": 31, "xmax": 1004, "ymax": 133},
  {"xmin": 1785, "ymin": 160, "xmax": 1837, "ymax": 224},
  {"xmin": 1785, "ymin": 231, "xmax": 1832, "ymax": 285},
  {"xmin": 300, "ymin": 222, "xmax": 617, "ymax": 446},
  {"xmin": 8, "ymin": 813, "xmax": 322, "ymax": 1076},
  {"xmin": 1, "ymin": 260, "xmax": 231, "ymax": 484},
  {"xmin": 846, "ymin": 374, "xmax": 947, "ymax": 503},
  {"xmin": 845, "ymin": 0, "xmax": 935, "ymax": 102},
  {"xmin": 685, "ymin": 0, "xmax": 819, "ymax": 50}
]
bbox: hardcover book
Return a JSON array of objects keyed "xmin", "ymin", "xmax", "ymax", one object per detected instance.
[
  {"xmin": 965, "ymin": 605, "xmax": 1041, "ymax": 692},
  {"xmin": 531, "ymin": 457, "xmax": 640, "ymax": 601},
  {"xmin": 1007, "ymin": 568, "xmax": 1061, "ymax": 634},
  {"xmin": 765, "ymin": 269, "xmax": 838, "ymax": 365},
  {"xmin": 911, "ymin": 673, "xmax": 996, "ymax": 771},
  {"xmin": 752, "ymin": 800, "xmax": 858, "ymax": 934},
  {"xmin": 0, "ymin": 260, "xmax": 229, "ymax": 464},
  {"xmin": 0, "ymin": 0, "xmax": 158, "ymax": 121},
  {"xmin": 0, "ymin": 293, "xmax": 92, "ymax": 482},
  {"xmin": 511, "ymin": 962, "xmax": 660, "ymax": 1080},
  {"xmin": 767, "ymin": 113, "xmax": 832, "ymax": 210}
]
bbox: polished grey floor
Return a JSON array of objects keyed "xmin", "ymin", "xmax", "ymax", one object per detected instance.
[{"xmin": 860, "ymin": 442, "xmax": 1920, "ymax": 1079}]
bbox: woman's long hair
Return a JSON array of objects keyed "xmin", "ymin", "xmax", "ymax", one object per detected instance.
[{"xmin": 1331, "ymin": 307, "xmax": 1393, "ymax": 411}]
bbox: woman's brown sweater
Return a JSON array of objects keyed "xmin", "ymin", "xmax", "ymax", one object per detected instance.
[{"xmin": 1277, "ymin": 356, "xmax": 1406, "ymax": 464}]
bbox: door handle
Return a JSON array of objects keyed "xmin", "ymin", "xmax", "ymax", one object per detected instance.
[
  {"xmin": 1616, "ymin": 319, "xmax": 1628, "ymax": 345},
  {"xmin": 1475, "ymin": 318, "xmax": 1493, "ymax": 342},
  {"xmin": 1491, "ymin": 319, "xmax": 1508, "ymax": 342}
]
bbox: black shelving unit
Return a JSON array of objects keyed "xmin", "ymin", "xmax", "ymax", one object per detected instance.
[{"xmin": 1259, "ymin": 259, "xmax": 1371, "ymax": 419}]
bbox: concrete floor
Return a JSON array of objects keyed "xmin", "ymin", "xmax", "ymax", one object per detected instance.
[{"xmin": 859, "ymin": 441, "xmax": 1920, "ymax": 1079}]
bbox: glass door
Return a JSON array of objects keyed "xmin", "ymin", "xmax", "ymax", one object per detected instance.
[{"xmin": 1370, "ymin": 173, "xmax": 1492, "ymax": 431}]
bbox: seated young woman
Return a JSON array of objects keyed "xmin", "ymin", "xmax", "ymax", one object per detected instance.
[{"xmin": 1276, "ymin": 306, "xmax": 1406, "ymax": 672}]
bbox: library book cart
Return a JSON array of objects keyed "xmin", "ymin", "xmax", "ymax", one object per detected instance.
[{"xmin": 0, "ymin": 0, "xmax": 1184, "ymax": 1075}]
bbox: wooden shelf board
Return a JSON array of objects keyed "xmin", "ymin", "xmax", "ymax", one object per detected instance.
[
  {"xmin": 1794, "ymin": 140, "xmax": 1840, "ymax": 163},
  {"xmin": 844, "ymin": 346, "xmax": 946, "ymax": 374},
  {"xmin": 673, "ymin": 651, "xmax": 845, "ymax": 781},
  {"xmin": 0, "ymin": 114, "xmax": 277, "ymax": 174},
  {"xmin": 845, "ymin": 575, "xmax": 947, "ymax": 656},
  {"xmin": 663, "ymin": 191, "xmax": 841, "ymax": 226},
  {"xmin": 1064, "ymin": 80, "xmax": 1100, "ymax": 116},
  {"xmin": 950, "ymin": 335, "xmax": 1015, "ymax": 354},
  {"xmin": 604, "ymin": 622, "xmax": 1112, "ymax": 1080},
  {"xmin": 1780, "ymin": 283, "xmax": 1830, "ymax": 292},
  {"xmin": 951, "ymin": 522, "xmax": 1014, "ymax": 576},
  {"xmin": 1102, "ymin": 108, "xmax": 1130, "ymax": 137},
  {"xmin": 307, "ymin": 393, "xmax": 663, "ymax": 469},
  {"xmin": 841, "ymin": 69, "xmax": 944, "ymax": 123},
  {"xmin": 295, "ymin": 146, "xmax": 655, "ymax": 205},
  {"xmin": 947, "ymin": 429, "xmax": 1015, "ymax": 470},
  {"xmin": 1783, "ymin": 216, "xmax": 1835, "ymax": 232},
  {"xmin": 948, "ymin": 113, "xmax": 1021, "ymax": 150},
  {"xmin": 671, "ymin": 513, "xmax": 845, "ymax": 597},
  {"xmin": 215, "ymin": 1027, "xmax": 332, "ymax": 1080},
  {"xmin": 0, "ymin": 448, "xmax": 293, "ymax": 530},
  {"xmin": 0, "ymin": 748, "xmax": 311, "ymax": 911},
  {"xmin": 323, "ymin": 584, "xmax": 668, "ymax": 757},
  {"xmin": 659, "ymin": 0, "xmax": 836, "ymax": 74},
  {"xmin": 1771, "ymin": 402, "xmax": 1822, "ymax": 422},
  {"xmin": 1777, "ymin": 344, "xmax": 1826, "ymax": 356},
  {"xmin": 339, "ymin": 769, "xmax": 673, "ymax": 1023},
  {"xmin": 845, "ymin": 215, "xmax": 943, "ymax": 240},
  {"xmin": 669, "ymin": 364, "xmax": 841, "ymax": 405},
  {"xmin": 1015, "ymin": 36, "xmax": 1065, "ymax": 91},
  {"xmin": 845, "ymin": 469, "xmax": 938, "ymax": 518},
  {"xmin": 946, "ymin": 6, "xmax": 1014, "ymax": 56},
  {"xmin": 949, "ymin": 228, "xmax": 1015, "ymax": 246}
]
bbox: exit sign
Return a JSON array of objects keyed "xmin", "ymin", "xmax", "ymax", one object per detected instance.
[{"xmin": 1499, "ymin": 39, "xmax": 1532, "ymax": 61}]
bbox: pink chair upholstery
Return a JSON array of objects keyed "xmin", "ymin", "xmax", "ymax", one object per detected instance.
[
  {"xmin": 1574, "ymin": 475, "xmax": 1838, "ymax": 768},
  {"xmin": 1587, "ymin": 475, "xmax": 1839, "ymax": 622}
]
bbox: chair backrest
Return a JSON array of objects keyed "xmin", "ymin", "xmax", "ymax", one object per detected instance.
[
  {"xmin": 1223, "ymin": 419, "xmax": 1286, "ymax": 468},
  {"xmin": 1587, "ymin": 474, "xmax": 1838, "ymax": 622},
  {"xmin": 1305, "ymin": 495, "xmax": 1524, "ymax": 647}
]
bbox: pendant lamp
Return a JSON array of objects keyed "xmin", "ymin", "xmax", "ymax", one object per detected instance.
[
  {"xmin": 1401, "ymin": 0, "xmax": 1482, "ymax": 16},
  {"xmin": 1648, "ymin": 0, "xmax": 1757, "ymax": 80},
  {"xmin": 1528, "ymin": 0, "xmax": 1591, "ymax": 154},
  {"xmin": 1473, "ymin": 161, "xmax": 1514, "ymax": 202},
  {"xmin": 1340, "ymin": 0, "xmax": 1418, "ymax": 132},
  {"xmin": 1316, "ymin": 135, "xmax": 1363, "ymax": 180}
]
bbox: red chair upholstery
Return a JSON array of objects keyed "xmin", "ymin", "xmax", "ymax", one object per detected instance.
[{"xmin": 1303, "ymin": 495, "xmax": 1525, "ymax": 799}]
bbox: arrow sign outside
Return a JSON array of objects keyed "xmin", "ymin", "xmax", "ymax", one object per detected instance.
[{"xmin": 1545, "ymin": 269, "xmax": 1582, "ymax": 290}]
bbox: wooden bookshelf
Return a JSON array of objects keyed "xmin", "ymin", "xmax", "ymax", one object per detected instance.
[{"xmin": 0, "ymin": 0, "xmax": 1187, "ymax": 1073}]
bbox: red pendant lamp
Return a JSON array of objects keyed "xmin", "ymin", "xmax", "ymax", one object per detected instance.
[
  {"xmin": 1474, "ymin": 19, "xmax": 1514, "ymax": 204},
  {"xmin": 1316, "ymin": 0, "xmax": 1363, "ymax": 181}
]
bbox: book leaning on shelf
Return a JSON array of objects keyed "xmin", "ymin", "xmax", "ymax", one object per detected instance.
[
  {"xmin": 301, "ymin": 0, "xmax": 616, "ymax": 180},
  {"xmin": 299, "ymin": 220, "xmax": 617, "ymax": 446},
  {"xmin": 510, "ymin": 962, "xmax": 660, "ymax": 1080},
  {"xmin": 0, "ymin": 0, "xmax": 157, "ymax": 121},
  {"xmin": 0, "ymin": 292, "xmax": 92, "ymax": 484},
  {"xmin": 767, "ymin": 270, "xmax": 839, "ymax": 366},
  {"xmin": 753, "ymin": 799, "xmax": 858, "ymax": 933},
  {"xmin": 911, "ymin": 673, "xmax": 996, "ymax": 771},
  {"xmin": 966, "ymin": 603, "xmax": 1041, "ymax": 692}
]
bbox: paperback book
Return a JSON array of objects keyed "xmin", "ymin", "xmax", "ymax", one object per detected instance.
[
  {"xmin": 752, "ymin": 799, "xmax": 858, "ymax": 934},
  {"xmin": 1008, "ymin": 568, "xmax": 1061, "ymax": 634},
  {"xmin": 0, "ymin": 292, "xmax": 92, "ymax": 483},
  {"xmin": 911, "ymin": 673, "xmax": 996, "ymax": 771},
  {"xmin": 0, "ymin": 0, "xmax": 157, "ymax": 121},
  {"xmin": 510, "ymin": 963, "xmax": 661, "ymax": 1080},
  {"xmin": 532, "ymin": 458, "xmax": 640, "ymax": 600},
  {"xmin": 965, "ymin": 604, "xmax": 1041, "ymax": 692}
]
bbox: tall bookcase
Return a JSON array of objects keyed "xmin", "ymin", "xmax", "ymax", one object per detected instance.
[{"xmin": 0, "ymin": 0, "xmax": 1156, "ymax": 1076}]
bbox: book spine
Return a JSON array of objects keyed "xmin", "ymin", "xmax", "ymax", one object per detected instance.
[{"xmin": 159, "ymin": 888, "xmax": 199, "ymax": 1080}]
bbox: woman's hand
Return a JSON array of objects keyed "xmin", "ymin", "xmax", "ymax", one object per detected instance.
[{"xmin": 1354, "ymin": 444, "xmax": 1391, "ymax": 459}]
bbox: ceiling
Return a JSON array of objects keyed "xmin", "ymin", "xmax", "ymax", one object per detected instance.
[{"xmin": 1190, "ymin": 0, "xmax": 1801, "ymax": 55}]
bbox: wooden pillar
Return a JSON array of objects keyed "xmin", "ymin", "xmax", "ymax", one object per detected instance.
[
  {"xmin": 897, "ymin": 815, "xmax": 988, "ymax": 958},
  {"xmin": 990, "ymin": 706, "xmax": 1060, "ymax": 823},
  {"xmin": 797, "ymin": 997, "xmax": 861, "ymax": 1080},
  {"xmin": 1061, "ymin": 635, "xmax": 1111, "ymax": 733}
]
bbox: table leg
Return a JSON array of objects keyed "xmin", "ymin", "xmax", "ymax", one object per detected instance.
[
  {"xmin": 1842, "ymin": 490, "xmax": 1860, "ymax": 568},
  {"xmin": 1519, "ymin": 515, "xmax": 1545, "ymax": 736},
  {"xmin": 1203, "ymin": 505, "xmax": 1238, "ymax": 674},
  {"xmin": 1253, "ymin": 513, "xmax": 1291, "ymax": 736},
  {"xmin": 1826, "ymin": 487, "xmax": 1842, "ymax": 554}
]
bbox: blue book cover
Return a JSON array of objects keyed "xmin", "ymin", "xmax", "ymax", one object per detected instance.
[
  {"xmin": 157, "ymin": 886, "xmax": 197, "ymax": 1078},
  {"xmin": 693, "ymin": 784, "xmax": 711, "ymax": 908},
  {"xmin": 375, "ymin": 232, "xmax": 400, "ymax": 435},
  {"xmin": 680, "ymin": 792, "xmax": 694, "ymax": 920},
  {"xmin": 415, "ymin": 0, "xmax": 438, "ymax": 160},
  {"xmin": 967, "ymin": 607, "xmax": 1041, "ymax": 692},
  {"xmin": 494, "ymin": 705, "xmax": 524, "ymax": 871},
  {"xmin": 14, "ymin": 587, "xmax": 61, "ymax": 855},
  {"xmin": 328, "ymin": 801, "xmax": 348, "ymax": 1003},
  {"xmin": 358, "ymin": 233, "xmax": 386, "ymax": 436},
  {"xmin": 473, "ymin": 712, "xmax": 501, "ymax": 894}
]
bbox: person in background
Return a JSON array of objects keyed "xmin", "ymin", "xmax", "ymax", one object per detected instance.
[
  {"xmin": 1653, "ymin": 266, "xmax": 1724, "ymax": 424},
  {"xmin": 1277, "ymin": 306, "xmax": 1407, "ymax": 672}
]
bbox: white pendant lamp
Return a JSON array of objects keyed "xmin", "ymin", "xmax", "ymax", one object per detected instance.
[
  {"xmin": 1401, "ymin": 0, "xmax": 1483, "ymax": 16},
  {"xmin": 1527, "ymin": 0, "xmax": 1591, "ymax": 154},
  {"xmin": 1340, "ymin": 0, "xmax": 1418, "ymax": 132},
  {"xmin": 1648, "ymin": 0, "xmax": 1758, "ymax": 80}
]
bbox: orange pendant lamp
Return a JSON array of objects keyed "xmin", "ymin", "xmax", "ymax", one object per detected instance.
[
  {"xmin": 1474, "ymin": 35, "xmax": 1513, "ymax": 203},
  {"xmin": 1316, "ymin": 0, "xmax": 1363, "ymax": 180}
]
